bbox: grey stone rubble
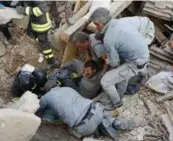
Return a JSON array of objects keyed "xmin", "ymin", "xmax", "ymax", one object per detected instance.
[{"xmin": 0, "ymin": 109, "xmax": 41, "ymax": 141}]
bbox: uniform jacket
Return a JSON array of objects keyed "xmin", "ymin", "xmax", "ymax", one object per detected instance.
[{"xmin": 19, "ymin": 1, "xmax": 51, "ymax": 32}]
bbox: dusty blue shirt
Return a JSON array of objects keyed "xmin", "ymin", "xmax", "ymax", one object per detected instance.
[
  {"xmin": 40, "ymin": 87, "xmax": 92, "ymax": 127},
  {"xmin": 102, "ymin": 19, "xmax": 149, "ymax": 67}
]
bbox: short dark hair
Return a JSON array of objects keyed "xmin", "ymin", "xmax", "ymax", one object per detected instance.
[
  {"xmin": 72, "ymin": 31, "xmax": 89, "ymax": 44},
  {"xmin": 84, "ymin": 60, "xmax": 99, "ymax": 72}
]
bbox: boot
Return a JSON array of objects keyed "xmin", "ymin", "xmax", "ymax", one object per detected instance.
[
  {"xmin": 99, "ymin": 117, "xmax": 119, "ymax": 141},
  {"xmin": 112, "ymin": 119, "xmax": 136, "ymax": 131},
  {"xmin": 104, "ymin": 100, "xmax": 123, "ymax": 111}
]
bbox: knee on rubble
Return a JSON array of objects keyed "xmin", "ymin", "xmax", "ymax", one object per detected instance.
[{"xmin": 101, "ymin": 76, "xmax": 110, "ymax": 89}]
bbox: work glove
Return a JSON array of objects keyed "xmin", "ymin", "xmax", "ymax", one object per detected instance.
[
  {"xmin": 16, "ymin": 6, "xmax": 25, "ymax": 15},
  {"xmin": 0, "ymin": 3, "xmax": 4, "ymax": 9},
  {"xmin": 66, "ymin": 17, "xmax": 75, "ymax": 25}
]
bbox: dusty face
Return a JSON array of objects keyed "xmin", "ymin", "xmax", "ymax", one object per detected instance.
[
  {"xmin": 82, "ymin": 67, "xmax": 96, "ymax": 79},
  {"xmin": 93, "ymin": 22, "xmax": 104, "ymax": 32},
  {"xmin": 75, "ymin": 42, "xmax": 90, "ymax": 51}
]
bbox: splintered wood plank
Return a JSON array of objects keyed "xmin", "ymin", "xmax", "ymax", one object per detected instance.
[
  {"xmin": 87, "ymin": 0, "xmax": 133, "ymax": 32},
  {"xmin": 61, "ymin": 40, "xmax": 77, "ymax": 66},
  {"xmin": 61, "ymin": 0, "xmax": 133, "ymax": 42},
  {"xmin": 54, "ymin": 2, "xmax": 92, "ymax": 60}
]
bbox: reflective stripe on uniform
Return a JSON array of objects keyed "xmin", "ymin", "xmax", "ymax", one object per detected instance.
[
  {"xmin": 31, "ymin": 13, "xmax": 52, "ymax": 32},
  {"xmin": 43, "ymin": 49, "xmax": 52, "ymax": 54},
  {"xmin": 33, "ymin": 7, "xmax": 43, "ymax": 17},
  {"xmin": 45, "ymin": 54, "xmax": 54, "ymax": 59},
  {"xmin": 25, "ymin": 7, "xmax": 30, "ymax": 15}
]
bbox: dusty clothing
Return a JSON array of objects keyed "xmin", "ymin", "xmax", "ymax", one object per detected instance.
[
  {"xmin": 19, "ymin": 1, "xmax": 51, "ymax": 32},
  {"xmin": 39, "ymin": 87, "xmax": 106, "ymax": 136},
  {"xmin": 101, "ymin": 62, "xmax": 148, "ymax": 105},
  {"xmin": 75, "ymin": 102, "xmax": 104, "ymax": 136},
  {"xmin": 18, "ymin": 1, "xmax": 55, "ymax": 64},
  {"xmin": 40, "ymin": 87, "xmax": 93, "ymax": 127},
  {"xmin": 102, "ymin": 19, "xmax": 149, "ymax": 67},
  {"xmin": 61, "ymin": 59, "xmax": 102, "ymax": 99},
  {"xmin": 101, "ymin": 19, "xmax": 149, "ymax": 105},
  {"xmin": 119, "ymin": 16, "xmax": 155, "ymax": 45}
]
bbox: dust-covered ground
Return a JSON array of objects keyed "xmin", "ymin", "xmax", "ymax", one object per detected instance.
[{"xmin": 0, "ymin": 27, "xmax": 169, "ymax": 141}]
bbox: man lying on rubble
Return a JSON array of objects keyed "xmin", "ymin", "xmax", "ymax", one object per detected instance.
[
  {"xmin": 36, "ymin": 84, "xmax": 136, "ymax": 141},
  {"xmin": 46, "ymin": 59, "xmax": 102, "ymax": 99},
  {"xmin": 89, "ymin": 8, "xmax": 150, "ymax": 110},
  {"xmin": 11, "ymin": 64, "xmax": 47, "ymax": 98}
]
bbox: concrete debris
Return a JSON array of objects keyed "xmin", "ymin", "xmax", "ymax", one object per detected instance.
[
  {"xmin": 0, "ymin": 41, "xmax": 6, "ymax": 57},
  {"xmin": 148, "ymin": 38, "xmax": 173, "ymax": 76},
  {"xmin": 83, "ymin": 138, "xmax": 104, "ymax": 141},
  {"xmin": 7, "ymin": 91, "xmax": 40, "ymax": 114},
  {"xmin": 142, "ymin": 1, "xmax": 173, "ymax": 21},
  {"xmin": 145, "ymin": 71, "xmax": 173, "ymax": 94},
  {"xmin": 0, "ymin": 109, "xmax": 41, "ymax": 141},
  {"xmin": 1, "ymin": 1, "xmax": 173, "ymax": 141}
]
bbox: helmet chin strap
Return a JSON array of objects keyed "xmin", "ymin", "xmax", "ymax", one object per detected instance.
[{"xmin": 31, "ymin": 83, "xmax": 37, "ymax": 90}]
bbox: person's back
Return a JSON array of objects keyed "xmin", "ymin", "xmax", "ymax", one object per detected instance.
[
  {"xmin": 40, "ymin": 87, "xmax": 92, "ymax": 127},
  {"xmin": 118, "ymin": 16, "xmax": 155, "ymax": 45},
  {"xmin": 104, "ymin": 19, "xmax": 149, "ymax": 66}
]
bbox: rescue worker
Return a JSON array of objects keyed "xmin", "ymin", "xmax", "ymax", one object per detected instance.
[
  {"xmin": 89, "ymin": 8, "xmax": 150, "ymax": 110},
  {"xmin": 11, "ymin": 64, "xmax": 47, "ymax": 98},
  {"xmin": 72, "ymin": 31, "xmax": 109, "ymax": 75},
  {"xmin": 36, "ymin": 85, "xmax": 136, "ymax": 140},
  {"xmin": 15, "ymin": 1, "xmax": 59, "ymax": 68},
  {"xmin": 45, "ymin": 59, "xmax": 101, "ymax": 99},
  {"xmin": 94, "ymin": 16, "xmax": 155, "ymax": 45}
]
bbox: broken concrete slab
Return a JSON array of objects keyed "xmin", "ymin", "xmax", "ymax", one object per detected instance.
[
  {"xmin": 142, "ymin": 1, "xmax": 173, "ymax": 21},
  {"xmin": 0, "ymin": 41, "xmax": 6, "ymax": 57},
  {"xmin": 0, "ymin": 109, "xmax": 41, "ymax": 141},
  {"xmin": 83, "ymin": 138, "xmax": 104, "ymax": 141}
]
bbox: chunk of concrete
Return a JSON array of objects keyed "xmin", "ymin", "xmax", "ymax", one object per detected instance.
[
  {"xmin": 83, "ymin": 138, "xmax": 104, "ymax": 141},
  {"xmin": 0, "ymin": 41, "xmax": 6, "ymax": 57},
  {"xmin": 0, "ymin": 109, "xmax": 41, "ymax": 141}
]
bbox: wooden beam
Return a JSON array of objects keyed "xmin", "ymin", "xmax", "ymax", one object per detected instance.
[
  {"xmin": 150, "ymin": 51, "xmax": 172, "ymax": 64},
  {"xmin": 161, "ymin": 114, "xmax": 173, "ymax": 141},
  {"xmin": 74, "ymin": 0, "xmax": 81, "ymax": 14},
  {"xmin": 156, "ymin": 91, "xmax": 173, "ymax": 102},
  {"xmin": 61, "ymin": 39, "xmax": 77, "ymax": 66},
  {"xmin": 87, "ymin": 0, "xmax": 133, "ymax": 32},
  {"xmin": 54, "ymin": 2, "xmax": 92, "ymax": 59},
  {"xmin": 155, "ymin": 25, "xmax": 167, "ymax": 43},
  {"xmin": 62, "ymin": 0, "xmax": 133, "ymax": 42}
]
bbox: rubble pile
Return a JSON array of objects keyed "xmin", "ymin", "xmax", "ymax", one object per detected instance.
[{"xmin": 1, "ymin": 1, "xmax": 173, "ymax": 141}]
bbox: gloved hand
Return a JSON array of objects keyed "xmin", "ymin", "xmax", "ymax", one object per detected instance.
[
  {"xmin": 16, "ymin": 6, "xmax": 25, "ymax": 15},
  {"xmin": 0, "ymin": 3, "xmax": 4, "ymax": 9},
  {"xmin": 66, "ymin": 18, "xmax": 75, "ymax": 25}
]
